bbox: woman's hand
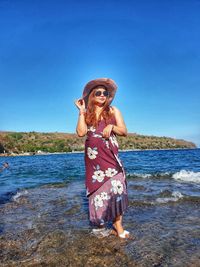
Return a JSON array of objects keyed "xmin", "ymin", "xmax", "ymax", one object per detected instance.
[
  {"xmin": 102, "ymin": 124, "xmax": 114, "ymax": 139},
  {"xmin": 74, "ymin": 98, "xmax": 86, "ymax": 111},
  {"xmin": 75, "ymin": 98, "xmax": 87, "ymax": 137}
]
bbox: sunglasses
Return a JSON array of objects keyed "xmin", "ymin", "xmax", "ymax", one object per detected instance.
[{"xmin": 95, "ymin": 90, "xmax": 109, "ymax": 97}]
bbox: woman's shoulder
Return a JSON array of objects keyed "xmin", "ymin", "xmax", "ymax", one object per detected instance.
[
  {"xmin": 110, "ymin": 106, "xmax": 124, "ymax": 122},
  {"xmin": 110, "ymin": 106, "xmax": 119, "ymax": 124},
  {"xmin": 110, "ymin": 105, "xmax": 120, "ymax": 114}
]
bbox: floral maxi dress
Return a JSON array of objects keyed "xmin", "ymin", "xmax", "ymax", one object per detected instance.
[{"xmin": 84, "ymin": 115, "xmax": 129, "ymax": 226}]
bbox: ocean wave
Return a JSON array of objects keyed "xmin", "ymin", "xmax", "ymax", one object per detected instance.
[
  {"xmin": 127, "ymin": 172, "xmax": 171, "ymax": 179},
  {"xmin": 127, "ymin": 170, "xmax": 200, "ymax": 183},
  {"xmin": 172, "ymin": 170, "xmax": 200, "ymax": 183},
  {"xmin": 128, "ymin": 191, "xmax": 200, "ymax": 207},
  {"xmin": 155, "ymin": 191, "xmax": 184, "ymax": 204},
  {"xmin": 12, "ymin": 190, "xmax": 29, "ymax": 202}
]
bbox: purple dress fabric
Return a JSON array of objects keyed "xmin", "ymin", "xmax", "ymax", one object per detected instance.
[{"xmin": 84, "ymin": 112, "xmax": 129, "ymax": 226}]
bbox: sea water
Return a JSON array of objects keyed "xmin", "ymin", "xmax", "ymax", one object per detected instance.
[{"xmin": 0, "ymin": 148, "xmax": 200, "ymax": 266}]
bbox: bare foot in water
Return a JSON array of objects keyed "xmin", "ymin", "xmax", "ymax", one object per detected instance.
[
  {"xmin": 110, "ymin": 228, "xmax": 118, "ymax": 236},
  {"xmin": 112, "ymin": 222, "xmax": 134, "ymax": 239}
]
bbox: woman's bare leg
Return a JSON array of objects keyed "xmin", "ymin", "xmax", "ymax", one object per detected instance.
[
  {"xmin": 112, "ymin": 215, "xmax": 130, "ymax": 238},
  {"xmin": 113, "ymin": 215, "xmax": 125, "ymax": 235}
]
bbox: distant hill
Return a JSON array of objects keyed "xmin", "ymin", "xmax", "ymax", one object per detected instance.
[{"xmin": 0, "ymin": 131, "xmax": 197, "ymax": 156}]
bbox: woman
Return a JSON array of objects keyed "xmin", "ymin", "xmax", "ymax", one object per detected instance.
[{"xmin": 74, "ymin": 78, "xmax": 130, "ymax": 239}]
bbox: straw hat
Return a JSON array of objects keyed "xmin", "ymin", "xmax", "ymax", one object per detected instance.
[{"xmin": 82, "ymin": 78, "xmax": 117, "ymax": 108}]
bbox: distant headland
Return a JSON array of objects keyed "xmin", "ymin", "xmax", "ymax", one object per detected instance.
[{"xmin": 0, "ymin": 131, "xmax": 197, "ymax": 157}]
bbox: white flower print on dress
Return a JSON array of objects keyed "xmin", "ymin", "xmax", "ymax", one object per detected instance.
[
  {"xmin": 101, "ymin": 139, "xmax": 110, "ymax": 149},
  {"xmin": 92, "ymin": 170, "xmax": 105, "ymax": 182},
  {"xmin": 105, "ymin": 140, "xmax": 110, "ymax": 149},
  {"xmin": 110, "ymin": 134, "xmax": 119, "ymax": 148},
  {"xmin": 105, "ymin": 168, "xmax": 118, "ymax": 177},
  {"xmin": 111, "ymin": 179, "xmax": 123, "ymax": 195},
  {"xmin": 93, "ymin": 133, "xmax": 102, "ymax": 138},
  {"xmin": 116, "ymin": 195, "xmax": 122, "ymax": 202},
  {"xmin": 94, "ymin": 194, "xmax": 103, "ymax": 209},
  {"xmin": 87, "ymin": 147, "xmax": 98, "ymax": 159},
  {"xmin": 88, "ymin": 126, "xmax": 96, "ymax": 132},
  {"xmin": 100, "ymin": 191, "xmax": 110, "ymax": 200}
]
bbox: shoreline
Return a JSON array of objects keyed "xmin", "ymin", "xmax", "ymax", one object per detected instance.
[
  {"xmin": 0, "ymin": 147, "xmax": 198, "ymax": 157},
  {"xmin": 1, "ymin": 177, "xmax": 200, "ymax": 266}
]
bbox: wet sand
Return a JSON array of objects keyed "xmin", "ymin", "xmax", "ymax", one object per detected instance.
[
  {"xmin": 0, "ymin": 182, "xmax": 137, "ymax": 267},
  {"xmin": 1, "ymin": 181, "xmax": 200, "ymax": 267}
]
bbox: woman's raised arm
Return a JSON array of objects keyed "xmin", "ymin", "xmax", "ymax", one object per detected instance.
[{"xmin": 74, "ymin": 99, "xmax": 88, "ymax": 137}]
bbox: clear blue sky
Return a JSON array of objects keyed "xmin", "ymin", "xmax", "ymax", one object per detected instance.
[{"xmin": 0, "ymin": 0, "xmax": 200, "ymax": 147}]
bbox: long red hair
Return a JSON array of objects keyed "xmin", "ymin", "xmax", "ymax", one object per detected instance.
[{"xmin": 85, "ymin": 86, "xmax": 114, "ymax": 128}]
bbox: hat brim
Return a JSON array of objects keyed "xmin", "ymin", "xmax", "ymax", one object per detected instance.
[{"xmin": 82, "ymin": 78, "xmax": 117, "ymax": 108}]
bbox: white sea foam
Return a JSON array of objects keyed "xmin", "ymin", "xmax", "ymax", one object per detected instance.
[
  {"xmin": 172, "ymin": 170, "xmax": 200, "ymax": 183},
  {"xmin": 156, "ymin": 191, "xmax": 184, "ymax": 203},
  {"xmin": 12, "ymin": 190, "xmax": 29, "ymax": 202},
  {"xmin": 127, "ymin": 172, "xmax": 170, "ymax": 179},
  {"xmin": 127, "ymin": 172, "xmax": 152, "ymax": 178},
  {"xmin": 138, "ymin": 173, "xmax": 152, "ymax": 178}
]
